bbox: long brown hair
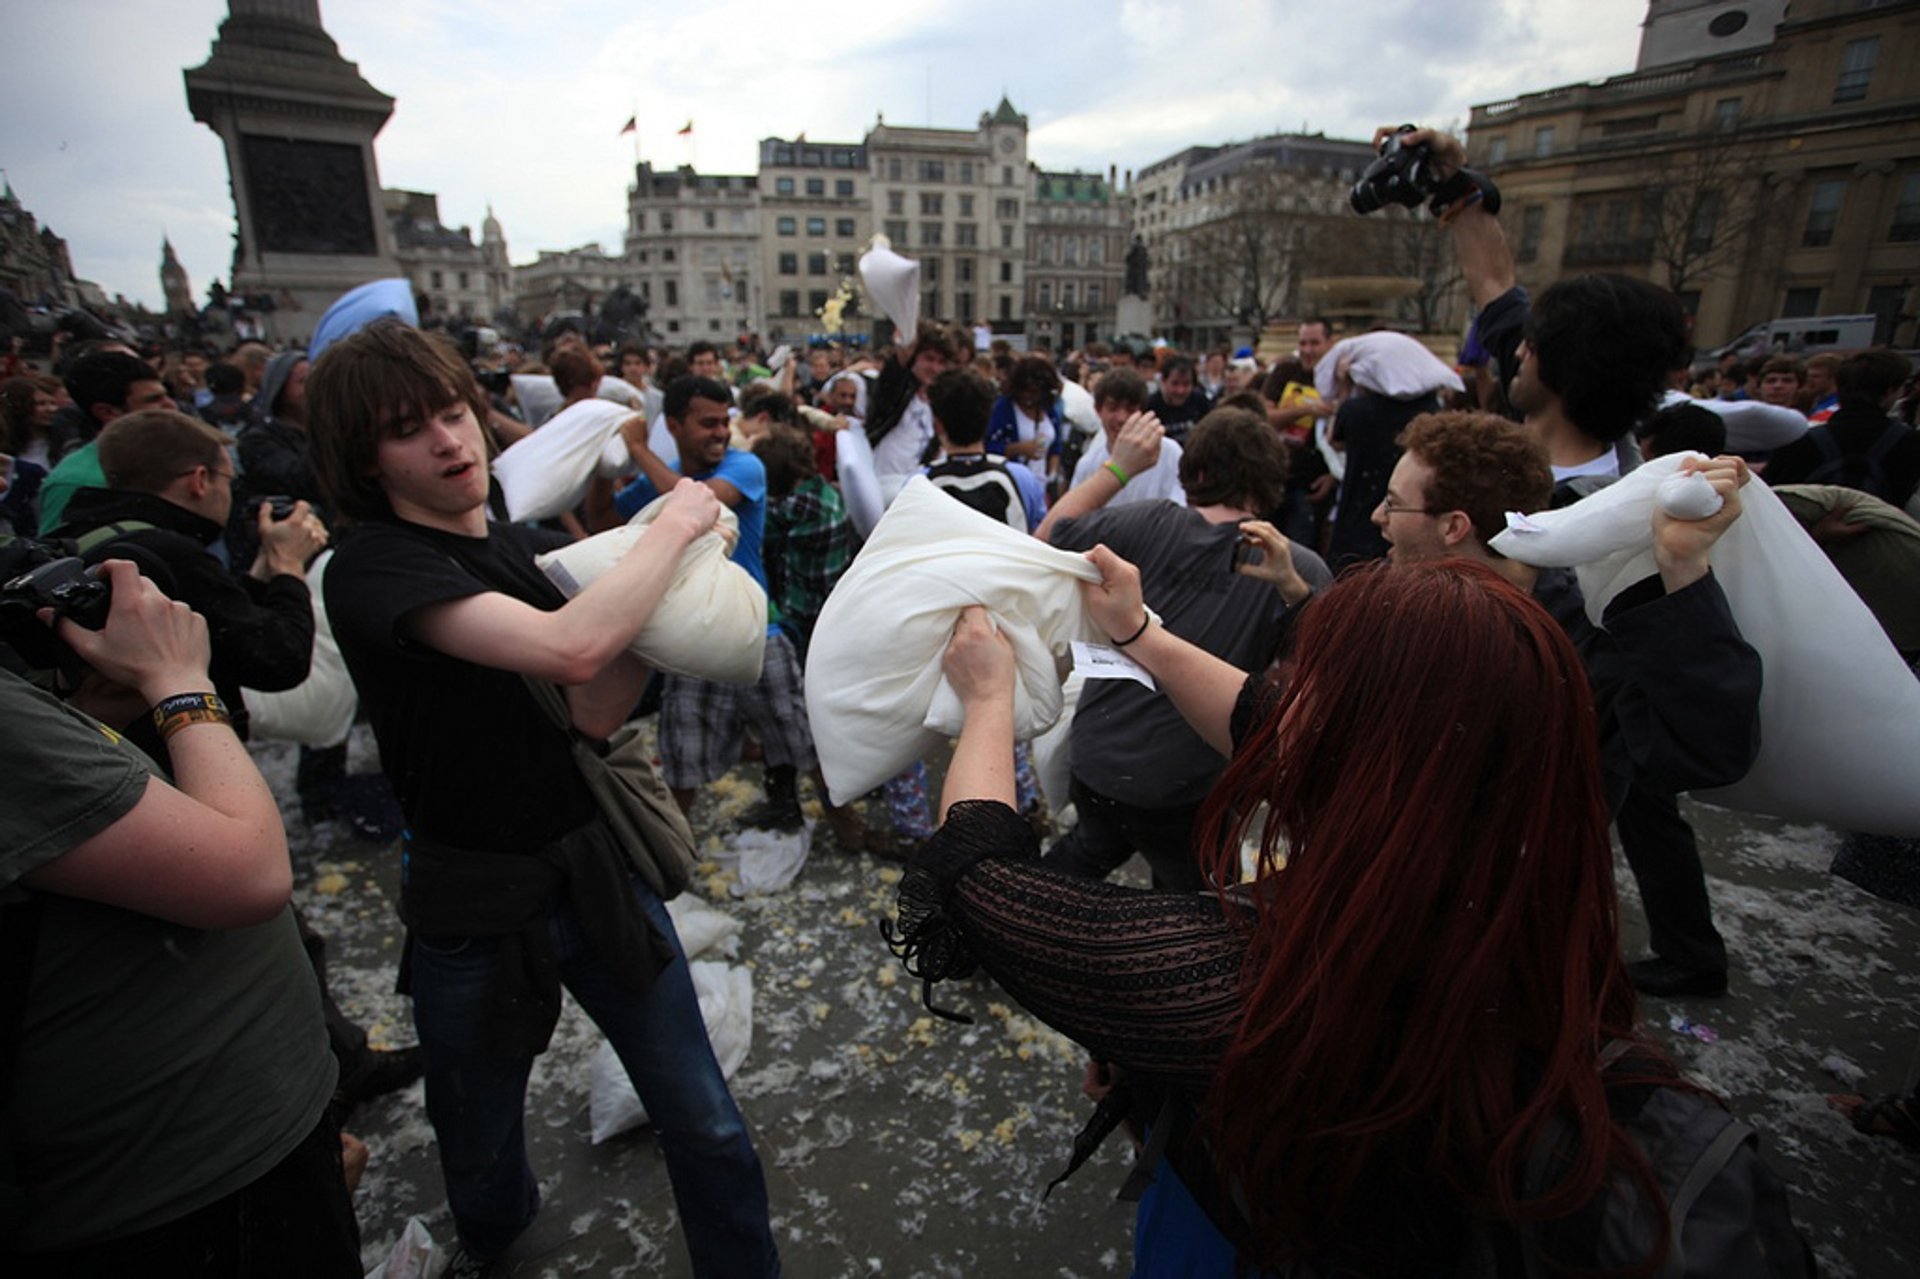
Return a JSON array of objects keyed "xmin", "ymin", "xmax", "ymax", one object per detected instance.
[{"xmin": 1195, "ymin": 560, "xmax": 1654, "ymax": 1270}]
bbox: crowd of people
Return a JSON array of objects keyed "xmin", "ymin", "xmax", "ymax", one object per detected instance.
[{"xmin": 8, "ymin": 121, "xmax": 1920, "ymax": 1276}]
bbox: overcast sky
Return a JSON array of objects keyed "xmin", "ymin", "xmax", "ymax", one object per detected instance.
[{"xmin": 4, "ymin": 0, "xmax": 1650, "ymax": 311}]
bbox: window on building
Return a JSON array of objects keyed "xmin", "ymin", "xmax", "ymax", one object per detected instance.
[
  {"xmin": 639, "ymin": 281, "xmax": 651, "ymax": 302},
  {"xmin": 776, "ymin": 177, "xmax": 795, "ymax": 195},
  {"xmin": 1687, "ymin": 191, "xmax": 1722, "ymax": 255},
  {"xmin": 1803, "ymin": 179, "xmax": 1846, "ymax": 247},
  {"xmin": 703, "ymin": 210, "xmax": 716, "ymax": 228},
  {"xmin": 807, "ymin": 217, "xmax": 827, "ymax": 236},
  {"xmin": 709, "ymin": 319, "xmax": 721, "ymax": 332},
  {"xmin": 430, "ymin": 270, "xmax": 443, "ymax": 289},
  {"xmin": 887, "ymin": 157, "xmax": 902, "ymax": 180},
  {"xmin": 1062, "ymin": 282, "xmax": 1075, "ymax": 308},
  {"xmin": 924, "ymin": 259, "xmax": 940, "ymax": 284},
  {"xmin": 661, "ymin": 212, "xmax": 674, "ymax": 231},
  {"xmin": 1780, "ymin": 286, "xmax": 1821, "ymax": 318},
  {"xmin": 1064, "ymin": 238, "xmax": 1079, "ymax": 265},
  {"xmin": 956, "ymin": 223, "xmax": 978, "ymax": 247},
  {"xmin": 1039, "ymin": 282, "xmax": 1053, "ymax": 309},
  {"xmin": 959, "ymin": 194, "xmax": 975, "ymax": 217},
  {"xmin": 665, "ymin": 279, "xmax": 679, "ymax": 306},
  {"xmin": 1868, "ymin": 283, "xmax": 1907, "ymax": 344},
  {"xmin": 1714, "ymin": 98, "xmax": 1742, "ymax": 130},
  {"xmin": 663, "ymin": 248, "xmax": 676, "ymax": 262},
  {"xmin": 1532, "ymin": 126, "xmax": 1555, "ymax": 157},
  {"xmin": 836, "ymin": 218, "xmax": 856, "ymax": 237},
  {"xmin": 885, "ymin": 219, "xmax": 908, "ymax": 242},
  {"xmin": 634, "ymin": 212, "xmax": 645, "ymax": 232},
  {"xmin": 779, "ymin": 290, "xmax": 800, "ymax": 317},
  {"xmin": 1834, "ymin": 36, "xmax": 1879, "ymax": 103},
  {"xmin": 1517, "ymin": 205, "xmax": 1545, "ymax": 263},
  {"xmin": 1486, "ymin": 136, "xmax": 1507, "ymax": 164},
  {"xmin": 999, "ymin": 294, "xmax": 1012, "ymax": 320},
  {"xmin": 836, "ymin": 252, "xmax": 856, "ymax": 275},
  {"xmin": 919, "ymin": 159, "xmax": 946, "ymax": 182},
  {"xmin": 997, "ymin": 198, "xmax": 1020, "ymax": 220},
  {"xmin": 921, "ymin": 222, "xmax": 943, "ymax": 246},
  {"xmin": 1041, "ymin": 237, "xmax": 1055, "ymax": 263},
  {"xmin": 668, "ymin": 320, "xmax": 681, "ymax": 333},
  {"xmin": 887, "ymin": 191, "xmax": 905, "ymax": 215},
  {"xmin": 1890, "ymin": 174, "xmax": 1920, "ymax": 241},
  {"xmin": 1089, "ymin": 237, "xmax": 1103, "ymax": 263},
  {"xmin": 457, "ymin": 271, "xmax": 469, "ymax": 290},
  {"xmin": 731, "ymin": 210, "xmax": 747, "ymax": 231},
  {"xmin": 808, "ymin": 252, "xmax": 828, "ymax": 275},
  {"xmin": 957, "ymin": 291, "xmax": 974, "ymax": 321},
  {"xmin": 705, "ymin": 276, "xmax": 723, "ymax": 304},
  {"xmin": 961, "ymin": 161, "xmax": 975, "ymax": 184},
  {"xmin": 1000, "ymin": 224, "xmax": 1014, "ymax": 248},
  {"xmin": 999, "ymin": 261, "xmax": 1013, "ymax": 283},
  {"xmin": 920, "ymin": 192, "xmax": 944, "ymax": 216},
  {"xmin": 806, "ymin": 178, "xmax": 824, "ymax": 195},
  {"xmin": 1087, "ymin": 284, "xmax": 1100, "ymax": 309},
  {"xmin": 808, "ymin": 290, "xmax": 829, "ymax": 312},
  {"xmin": 924, "ymin": 289, "xmax": 940, "ymax": 316},
  {"xmin": 1002, "ymin": 166, "xmax": 1014, "ymax": 186},
  {"xmin": 835, "ymin": 179, "xmax": 855, "ymax": 196},
  {"xmin": 778, "ymin": 253, "xmax": 798, "ymax": 275},
  {"xmin": 959, "ymin": 257, "xmax": 975, "ymax": 283},
  {"xmin": 777, "ymin": 216, "xmax": 797, "ymax": 236}
]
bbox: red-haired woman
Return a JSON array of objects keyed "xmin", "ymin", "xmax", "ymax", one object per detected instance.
[{"xmin": 887, "ymin": 556, "xmax": 1811, "ymax": 1276}]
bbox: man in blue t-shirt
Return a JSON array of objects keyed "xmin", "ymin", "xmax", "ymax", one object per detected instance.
[{"xmin": 614, "ymin": 375, "xmax": 823, "ymax": 830}]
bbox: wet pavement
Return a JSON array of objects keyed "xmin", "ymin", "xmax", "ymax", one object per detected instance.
[{"xmin": 271, "ymin": 727, "xmax": 1920, "ymax": 1277}]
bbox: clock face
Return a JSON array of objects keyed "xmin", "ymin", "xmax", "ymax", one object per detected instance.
[{"xmin": 999, "ymin": 136, "xmax": 1014, "ymax": 154}]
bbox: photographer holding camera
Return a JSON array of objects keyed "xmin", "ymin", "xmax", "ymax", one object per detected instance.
[
  {"xmin": 48, "ymin": 407, "xmax": 325, "ymax": 765},
  {"xmin": 0, "ymin": 560, "xmax": 360, "ymax": 1274}
]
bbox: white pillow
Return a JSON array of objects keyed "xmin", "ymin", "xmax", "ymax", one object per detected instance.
[
  {"xmin": 805, "ymin": 477, "xmax": 1105, "ymax": 804},
  {"xmin": 1491, "ymin": 451, "xmax": 1920, "ymax": 835},
  {"xmin": 859, "ymin": 241, "xmax": 920, "ymax": 342},
  {"xmin": 243, "ymin": 549, "xmax": 356, "ymax": 747},
  {"xmin": 534, "ymin": 498, "xmax": 767, "ymax": 684},
  {"xmin": 491, "ymin": 399, "xmax": 636, "ymax": 523},
  {"xmin": 1315, "ymin": 331, "xmax": 1464, "ymax": 402}
]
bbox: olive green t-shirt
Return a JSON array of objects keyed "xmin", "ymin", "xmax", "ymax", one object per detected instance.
[{"xmin": 0, "ymin": 674, "xmax": 336, "ymax": 1251}]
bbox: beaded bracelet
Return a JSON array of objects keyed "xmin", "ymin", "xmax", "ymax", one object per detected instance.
[{"xmin": 151, "ymin": 691, "xmax": 232, "ymax": 740}]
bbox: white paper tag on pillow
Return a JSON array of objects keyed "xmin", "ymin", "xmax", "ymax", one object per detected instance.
[{"xmin": 1071, "ymin": 642, "xmax": 1157, "ymax": 690}]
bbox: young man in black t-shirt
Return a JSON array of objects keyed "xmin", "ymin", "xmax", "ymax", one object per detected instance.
[{"xmin": 308, "ymin": 322, "xmax": 778, "ymax": 1276}]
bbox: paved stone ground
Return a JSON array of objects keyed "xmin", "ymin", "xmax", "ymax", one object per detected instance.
[{"xmin": 273, "ymin": 727, "xmax": 1920, "ymax": 1277}]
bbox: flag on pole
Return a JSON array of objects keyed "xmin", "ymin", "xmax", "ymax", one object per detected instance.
[
  {"xmin": 618, "ymin": 115, "xmax": 637, "ymax": 136},
  {"xmin": 677, "ymin": 120, "xmax": 694, "ymax": 136}
]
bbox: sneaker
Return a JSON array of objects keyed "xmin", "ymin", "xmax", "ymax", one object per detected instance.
[
  {"xmin": 444, "ymin": 1243, "xmax": 501, "ymax": 1279},
  {"xmin": 1627, "ymin": 957, "xmax": 1729, "ymax": 998}
]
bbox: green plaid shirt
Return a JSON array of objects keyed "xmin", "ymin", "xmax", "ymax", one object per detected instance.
[{"xmin": 764, "ymin": 475, "xmax": 853, "ymax": 652}]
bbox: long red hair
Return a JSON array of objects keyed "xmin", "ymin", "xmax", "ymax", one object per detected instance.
[{"xmin": 1194, "ymin": 560, "xmax": 1651, "ymax": 1270}]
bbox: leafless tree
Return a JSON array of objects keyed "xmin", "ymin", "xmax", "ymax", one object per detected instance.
[{"xmin": 1645, "ymin": 121, "xmax": 1769, "ymax": 301}]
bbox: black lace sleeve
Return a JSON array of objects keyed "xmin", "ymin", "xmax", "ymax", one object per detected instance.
[
  {"xmin": 886, "ymin": 799, "xmax": 1248, "ymax": 1087},
  {"xmin": 1229, "ymin": 669, "xmax": 1278, "ymax": 752}
]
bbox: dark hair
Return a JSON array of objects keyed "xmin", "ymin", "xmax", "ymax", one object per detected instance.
[
  {"xmin": 1759, "ymin": 355, "xmax": 1805, "ymax": 384},
  {"xmin": 550, "ymin": 346, "xmax": 604, "ymax": 399},
  {"xmin": 1637, "ymin": 402, "xmax": 1726, "ymax": 459},
  {"xmin": 1217, "ymin": 390, "xmax": 1270, "ymax": 415},
  {"xmin": 1834, "ymin": 349, "xmax": 1912, "ymax": 408},
  {"xmin": 97, "ymin": 409, "xmax": 232, "ymax": 494},
  {"xmin": 1397, "ymin": 410, "xmax": 1554, "ymax": 545},
  {"xmin": 0, "ymin": 375, "xmax": 57, "ymax": 453},
  {"xmin": 909, "ymin": 324, "xmax": 963, "ymax": 372},
  {"xmin": 1197, "ymin": 560, "xmax": 1657, "ymax": 1270},
  {"xmin": 1179, "ymin": 408, "xmax": 1288, "ymax": 510},
  {"xmin": 1161, "ymin": 355, "xmax": 1197, "ymax": 381},
  {"xmin": 739, "ymin": 387, "xmax": 797, "ymax": 425},
  {"xmin": 927, "ymin": 368, "xmax": 996, "ymax": 448},
  {"xmin": 663, "ymin": 375, "xmax": 732, "ymax": 422},
  {"xmin": 754, "ymin": 424, "xmax": 817, "ymax": 499},
  {"xmin": 615, "ymin": 341, "xmax": 650, "ymax": 366},
  {"xmin": 1299, "ymin": 316, "xmax": 1332, "ymax": 338},
  {"xmin": 1525, "ymin": 275, "xmax": 1686, "ymax": 441},
  {"xmin": 306, "ymin": 320, "xmax": 492, "ymax": 522},
  {"xmin": 1093, "ymin": 366, "xmax": 1149, "ymax": 411},
  {"xmin": 204, "ymin": 362, "xmax": 245, "ymax": 396},
  {"xmin": 686, "ymin": 340, "xmax": 722, "ymax": 364},
  {"xmin": 64, "ymin": 350, "xmax": 155, "ymax": 419},
  {"xmin": 1007, "ymin": 354, "xmax": 1060, "ymax": 405},
  {"xmin": 656, "ymin": 355, "xmax": 691, "ymax": 386}
]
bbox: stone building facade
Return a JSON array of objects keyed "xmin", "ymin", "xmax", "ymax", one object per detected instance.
[
  {"xmin": 622, "ymin": 162, "xmax": 760, "ymax": 342},
  {"xmin": 1024, "ymin": 169, "xmax": 1127, "ymax": 352},
  {"xmin": 383, "ymin": 190, "xmax": 509, "ymax": 325},
  {"xmin": 1465, "ymin": 0, "xmax": 1920, "ymax": 347}
]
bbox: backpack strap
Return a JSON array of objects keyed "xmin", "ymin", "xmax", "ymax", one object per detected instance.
[{"xmin": 71, "ymin": 519, "xmax": 156, "ymax": 558}]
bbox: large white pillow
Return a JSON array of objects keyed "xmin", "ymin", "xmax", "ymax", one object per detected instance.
[
  {"xmin": 491, "ymin": 399, "xmax": 637, "ymax": 523},
  {"xmin": 1315, "ymin": 331, "xmax": 1464, "ymax": 402},
  {"xmin": 805, "ymin": 477, "xmax": 1105, "ymax": 804}
]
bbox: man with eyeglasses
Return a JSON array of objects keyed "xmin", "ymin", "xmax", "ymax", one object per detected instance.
[{"xmin": 50, "ymin": 407, "xmax": 327, "ymax": 764}]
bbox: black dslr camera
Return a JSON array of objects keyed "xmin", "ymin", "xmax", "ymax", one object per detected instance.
[
  {"xmin": 243, "ymin": 494, "xmax": 299, "ymax": 522},
  {"xmin": 1350, "ymin": 125, "xmax": 1501, "ymax": 218},
  {"xmin": 0, "ymin": 549, "xmax": 111, "ymax": 676}
]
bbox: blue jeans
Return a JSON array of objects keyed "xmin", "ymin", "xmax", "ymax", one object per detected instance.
[{"xmin": 409, "ymin": 877, "xmax": 779, "ymax": 1275}]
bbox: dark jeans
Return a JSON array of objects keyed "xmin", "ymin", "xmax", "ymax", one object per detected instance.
[
  {"xmin": 1044, "ymin": 775, "xmax": 1206, "ymax": 893},
  {"xmin": 409, "ymin": 876, "xmax": 779, "ymax": 1275},
  {"xmin": 9, "ymin": 1111, "xmax": 360, "ymax": 1278},
  {"xmin": 1617, "ymin": 786, "xmax": 1728, "ymax": 976}
]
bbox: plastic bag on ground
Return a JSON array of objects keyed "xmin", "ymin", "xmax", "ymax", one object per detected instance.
[
  {"xmin": 806, "ymin": 476, "xmax": 1105, "ymax": 804},
  {"xmin": 710, "ymin": 822, "xmax": 812, "ymax": 897},
  {"xmin": 364, "ymin": 1215, "xmax": 444, "ymax": 1279},
  {"xmin": 588, "ymin": 961, "xmax": 754, "ymax": 1143},
  {"xmin": 491, "ymin": 399, "xmax": 637, "ymax": 523},
  {"xmin": 665, "ymin": 892, "xmax": 743, "ymax": 960},
  {"xmin": 535, "ymin": 498, "xmax": 767, "ymax": 684},
  {"xmin": 243, "ymin": 549, "xmax": 356, "ymax": 747},
  {"xmin": 1490, "ymin": 451, "xmax": 1920, "ymax": 834}
]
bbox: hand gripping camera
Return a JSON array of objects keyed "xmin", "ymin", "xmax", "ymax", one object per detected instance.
[{"xmin": 1350, "ymin": 125, "xmax": 1502, "ymax": 219}]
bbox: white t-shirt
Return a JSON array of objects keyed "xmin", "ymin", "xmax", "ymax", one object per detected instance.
[
  {"xmin": 1551, "ymin": 450, "xmax": 1622, "ymax": 484},
  {"xmin": 1009, "ymin": 406, "xmax": 1055, "ymax": 483},
  {"xmin": 873, "ymin": 396, "xmax": 936, "ymax": 477},
  {"xmin": 1073, "ymin": 432, "xmax": 1187, "ymax": 507}
]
